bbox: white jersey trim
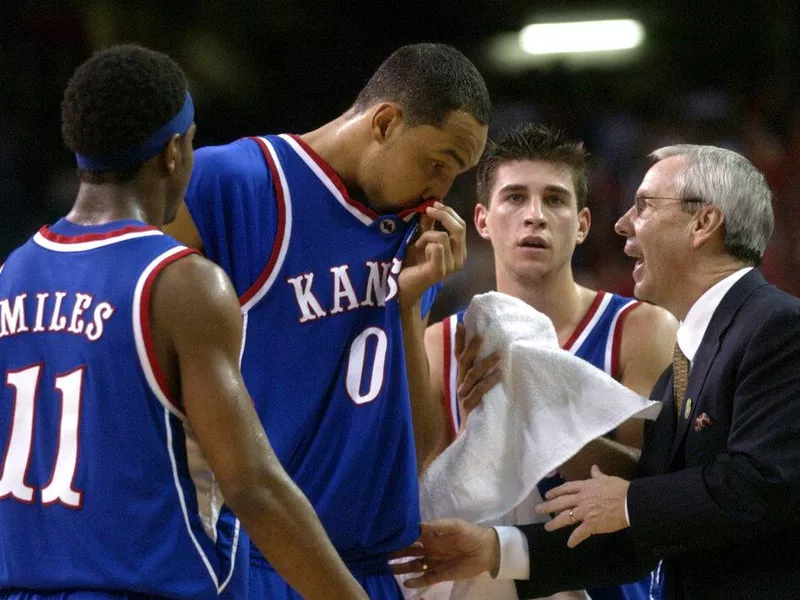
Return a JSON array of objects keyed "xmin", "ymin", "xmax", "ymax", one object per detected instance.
[
  {"xmin": 184, "ymin": 422, "xmax": 223, "ymax": 543},
  {"xmin": 132, "ymin": 246, "xmax": 188, "ymax": 422},
  {"xmin": 184, "ymin": 420, "xmax": 239, "ymax": 594},
  {"xmin": 33, "ymin": 229, "xmax": 163, "ymax": 252},
  {"xmin": 165, "ymin": 409, "xmax": 221, "ymax": 590},
  {"xmin": 240, "ymin": 137, "xmax": 293, "ymax": 314},
  {"xmin": 446, "ymin": 314, "xmax": 460, "ymax": 435},
  {"xmin": 280, "ymin": 133, "xmax": 374, "ymax": 226},
  {"xmin": 239, "ymin": 312, "xmax": 249, "ymax": 366},
  {"xmin": 218, "ymin": 517, "xmax": 241, "ymax": 593}
]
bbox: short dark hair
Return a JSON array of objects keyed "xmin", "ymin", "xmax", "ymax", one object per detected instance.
[
  {"xmin": 351, "ymin": 43, "xmax": 491, "ymax": 127},
  {"xmin": 61, "ymin": 44, "xmax": 187, "ymax": 183},
  {"xmin": 476, "ymin": 123, "xmax": 589, "ymax": 210}
]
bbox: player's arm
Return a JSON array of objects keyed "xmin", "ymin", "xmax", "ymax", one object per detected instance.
[
  {"xmin": 399, "ymin": 204, "xmax": 466, "ymax": 472},
  {"xmin": 559, "ymin": 303, "xmax": 677, "ymax": 480},
  {"xmin": 557, "ymin": 430, "xmax": 642, "ymax": 480},
  {"xmin": 615, "ymin": 302, "xmax": 677, "ymax": 448},
  {"xmin": 163, "ymin": 202, "xmax": 203, "ymax": 250},
  {"xmin": 420, "ymin": 321, "xmax": 450, "ymax": 471},
  {"xmin": 150, "ymin": 255, "xmax": 367, "ymax": 600},
  {"xmin": 400, "ymin": 296, "xmax": 442, "ymax": 474}
]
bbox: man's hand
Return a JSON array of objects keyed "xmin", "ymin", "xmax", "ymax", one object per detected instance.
[
  {"xmin": 391, "ymin": 519, "xmax": 499, "ymax": 588},
  {"xmin": 398, "ymin": 202, "xmax": 466, "ymax": 305},
  {"xmin": 454, "ymin": 324, "xmax": 501, "ymax": 431},
  {"xmin": 535, "ymin": 465, "xmax": 630, "ymax": 548}
]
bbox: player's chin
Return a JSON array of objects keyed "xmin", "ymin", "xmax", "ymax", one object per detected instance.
[
  {"xmin": 379, "ymin": 198, "xmax": 413, "ymax": 213},
  {"xmin": 381, "ymin": 193, "xmax": 428, "ymax": 214}
]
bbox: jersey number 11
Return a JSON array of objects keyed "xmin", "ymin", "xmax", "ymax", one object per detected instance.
[{"xmin": 0, "ymin": 364, "xmax": 84, "ymax": 508}]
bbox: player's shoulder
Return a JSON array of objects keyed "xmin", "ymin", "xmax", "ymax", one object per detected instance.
[
  {"xmin": 149, "ymin": 253, "xmax": 243, "ymax": 358},
  {"xmin": 424, "ymin": 318, "xmax": 445, "ymax": 351},
  {"xmin": 0, "ymin": 245, "xmax": 24, "ymax": 272},
  {"xmin": 625, "ymin": 300, "xmax": 677, "ymax": 336},
  {"xmin": 620, "ymin": 300, "xmax": 677, "ymax": 365},
  {"xmin": 193, "ymin": 136, "xmax": 271, "ymax": 182},
  {"xmin": 153, "ymin": 253, "xmax": 240, "ymax": 322},
  {"xmin": 609, "ymin": 296, "xmax": 676, "ymax": 386},
  {"xmin": 424, "ymin": 311, "xmax": 464, "ymax": 361},
  {"xmin": 424, "ymin": 310, "xmax": 462, "ymax": 343}
]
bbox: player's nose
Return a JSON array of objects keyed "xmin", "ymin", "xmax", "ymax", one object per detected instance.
[{"xmin": 523, "ymin": 198, "xmax": 547, "ymax": 226}]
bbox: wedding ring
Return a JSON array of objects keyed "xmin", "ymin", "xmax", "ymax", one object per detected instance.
[{"xmin": 569, "ymin": 509, "xmax": 578, "ymax": 523}]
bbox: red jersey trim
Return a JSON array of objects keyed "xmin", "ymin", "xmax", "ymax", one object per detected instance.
[
  {"xmin": 238, "ymin": 137, "xmax": 291, "ymax": 310},
  {"xmin": 562, "ymin": 291, "xmax": 605, "ymax": 351},
  {"xmin": 139, "ymin": 247, "xmax": 199, "ymax": 414},
  {"xmin": 287, "ymin": 134, "xmax": 379, "ymax": 221},
  {"xmin": 39, "ymin": 224, "xmax": 159, "ymax": 244},
  {"xmin": 442, "ymin": 315, "xmax": 459, "ymax": 442},
  {"xmin": 610, "ymin": 301, "xmax": 642, "ymax": 381}
]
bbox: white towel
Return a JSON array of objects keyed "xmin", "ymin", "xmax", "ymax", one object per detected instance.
[{"xmin": 411, "ymin": 292, "xmax": 661, "ymax": 599}]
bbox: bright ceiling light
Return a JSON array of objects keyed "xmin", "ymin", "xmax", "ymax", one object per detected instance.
[{"xmin": 520, "ymin": 19, "xmax": 644, "ymax": 55}]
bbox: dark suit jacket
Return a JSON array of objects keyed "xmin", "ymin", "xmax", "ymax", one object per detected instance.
[{"xmin": 515, "ymin": 270, "xmax": 800, "ymax": 600}]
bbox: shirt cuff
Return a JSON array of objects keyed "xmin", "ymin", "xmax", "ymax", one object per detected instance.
[
  {"xmin": 492, "ymin": 526, "xmax": 530, "ymax": 580},
  {"xmin": 624, "ymin": 494, "xmax": 631, "ymax": 526}
]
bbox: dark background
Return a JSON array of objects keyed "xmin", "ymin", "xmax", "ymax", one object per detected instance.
[{"xmin": 2, "ymin": 0, "xmax": 799, "ymax": 317}]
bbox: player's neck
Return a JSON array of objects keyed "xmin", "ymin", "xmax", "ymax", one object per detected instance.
[
  {"xmin": 68, "ymin": 183, "xmax": 152, "ymax": 227},
  {"xmin": 496, "ymin": 265, "xmax": 595, "ymax": 345},
  {"xmin": 300, "ymin": 113, "xmax": 364, "ymax": 191}
]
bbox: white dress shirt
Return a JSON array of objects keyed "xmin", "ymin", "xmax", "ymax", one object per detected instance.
[{"xmin": 494, "ymin": 267, "xmax": 753, "ymax": 580}]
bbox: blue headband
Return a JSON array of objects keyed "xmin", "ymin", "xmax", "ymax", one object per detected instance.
[{"xmin": 75, "ymin": 90, "xmax": 195, "ymax": 172}]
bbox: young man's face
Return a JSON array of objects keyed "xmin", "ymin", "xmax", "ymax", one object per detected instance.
[
  {"xmin": 475, "ymin": 159, "xmax": 589, "ymax": 283},
  {"xmin": 360, "ymin": 108, "xmax": 487, "ymax": 214}
]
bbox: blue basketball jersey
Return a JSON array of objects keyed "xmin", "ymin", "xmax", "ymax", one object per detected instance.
[
  {"xmin": 439, "ymin": 291, "xmax": 661, "ymax": 600},
  {"xmin": 561, "ymin": 291, "xmax": 640, "ymax": 379},
  {"xmin": 0, "ymin": 219, "xmax": 243, "ymax": 598},
  {"xmin": 185, "ymin": 134, "xmax": 436, "ymax": 575}
]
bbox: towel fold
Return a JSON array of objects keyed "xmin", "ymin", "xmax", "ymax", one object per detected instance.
[{"xmin": 412, "ymin": 292, "xmax": 661, "ymax": 599}]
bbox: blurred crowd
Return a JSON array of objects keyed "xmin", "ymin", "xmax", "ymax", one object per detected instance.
[{"xmin": 2, "ymin": 0, "xmax": 798, "ymax": 318}]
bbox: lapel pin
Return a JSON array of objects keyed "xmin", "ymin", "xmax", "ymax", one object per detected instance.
[
  {"xmin": 684, "ymin": 398, "xmax": 693, "ymax": 420},
  {"xmin": 694, "ymin": 412, "xmax": 713, "ymax": 432}
]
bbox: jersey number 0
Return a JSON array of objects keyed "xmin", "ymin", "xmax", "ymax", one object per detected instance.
[{"xmin": 345, "ymin": 327, "xmax": 388, "ymax": 405}]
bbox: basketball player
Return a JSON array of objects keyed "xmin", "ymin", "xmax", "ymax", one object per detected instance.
[
  {"xmin": 0, "ymin": 44, "xmax": 367, "ymax": 600},
  {"xmin": 164, "ymin": 43, "xmax": 491, "ymax": 598},
  {"xmin": 424, "ymin": 124, "xmax": 676, "ymax": 599}
]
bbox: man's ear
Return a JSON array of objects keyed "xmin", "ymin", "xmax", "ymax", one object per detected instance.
[
  {"xmin": 370, "ymin": 102, "xmax": 403, "ymax": 143},
  {"xmin": 475, "ymin": 202, "xmax": 491, "ymax": 241},
  {"xmin": 162, "ymin": 133, "xmax": 182, "ymax": 174},
  {"xmin": 691, "ymin": 204, "xmax": 725, "ymax": 250},
  {"xmin": 576, "ymin": 207, "xmax": 591, "ymax": 245}
]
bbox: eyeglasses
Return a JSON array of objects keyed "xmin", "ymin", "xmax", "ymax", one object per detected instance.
[{"xmin": 633, "ymin": 196, "xmax": 704, "ymax": 217}]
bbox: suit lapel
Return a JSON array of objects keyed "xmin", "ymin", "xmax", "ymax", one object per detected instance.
[{"xmin": 669, "ymin": 270, "xmax": 768, "ymax": 461}]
